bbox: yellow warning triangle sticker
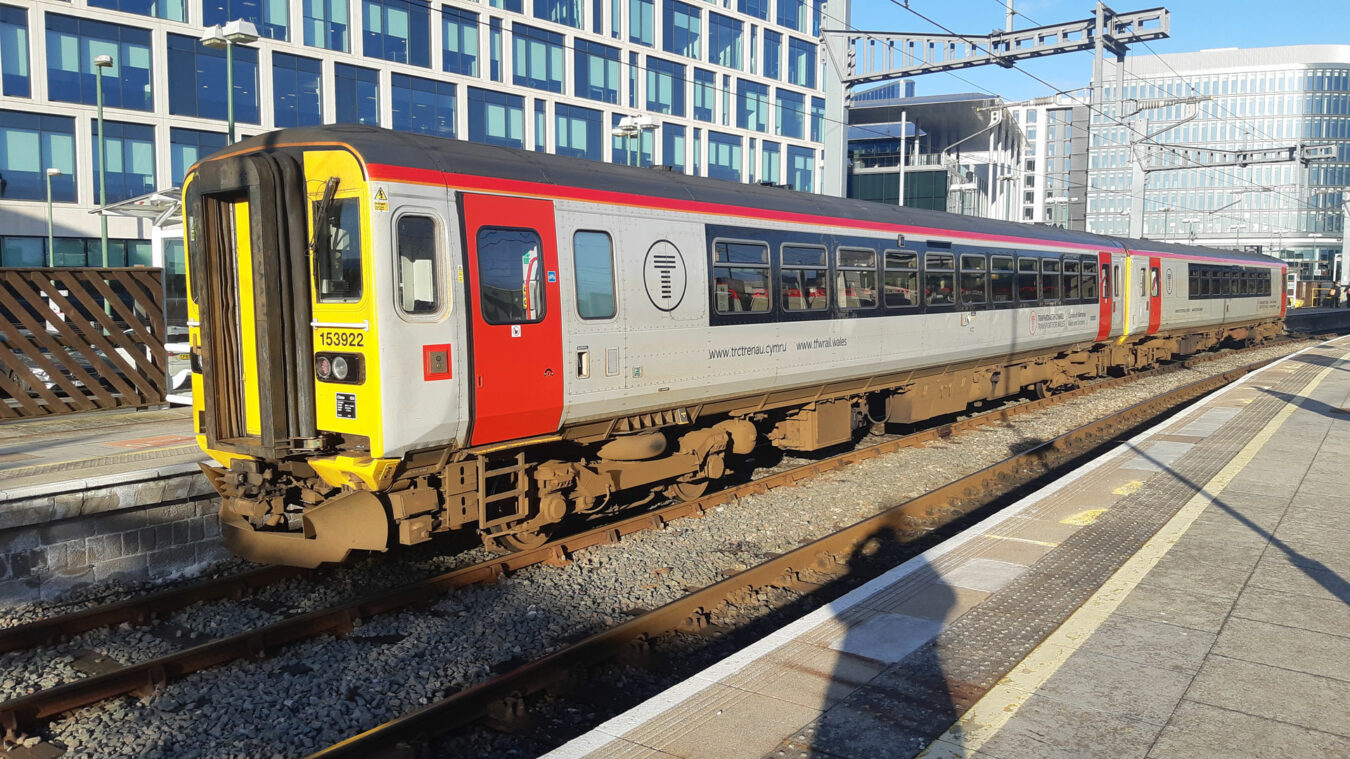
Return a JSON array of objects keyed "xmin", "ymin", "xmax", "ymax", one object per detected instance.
[{"xmin": 374, "ymin": 188, "xmax": 387, "ymax": 201}]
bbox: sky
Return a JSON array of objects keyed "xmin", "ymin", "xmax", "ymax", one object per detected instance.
[{"xmin": 842, "ymin": 0, "xmax": 1348, "ymax": 102}]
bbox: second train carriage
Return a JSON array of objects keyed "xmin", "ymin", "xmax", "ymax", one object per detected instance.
[{"xmin": 182, "ymin": 125, "xmax": 1285, "ymax": 568}]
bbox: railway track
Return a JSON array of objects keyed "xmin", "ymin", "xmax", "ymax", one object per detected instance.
[{"xmin": 0, "ymin": 341, "xmax": 1306, "ymax": 746}]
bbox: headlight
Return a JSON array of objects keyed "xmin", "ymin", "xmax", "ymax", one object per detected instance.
[
  {"xmin": 316, "ymin": 356, "xmax": 332, "ymax": 380},
  {"xmin": 315, "ymin": 352, "xmax": 362, "ymax": 384},
  {"xmin": 332, "ymin": 355, "xmax": 349, "ymax": 381}
]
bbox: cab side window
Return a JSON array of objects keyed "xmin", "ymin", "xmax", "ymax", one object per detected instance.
[
  {"xmin": 315, "ymin": 197, "xmax": 363, "ymax": 303},
  {"xmin": 573, "ymin": 230, "xmax": 616, "ymax": 319},
  {"xmin": 396, "ymin": 215, "xmax": 439, "ymax": 315}
]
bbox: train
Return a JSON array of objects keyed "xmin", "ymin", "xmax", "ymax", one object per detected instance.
[{"xmin": 181, "ymin": 125, "xmax": 1285, "ymax": 568}]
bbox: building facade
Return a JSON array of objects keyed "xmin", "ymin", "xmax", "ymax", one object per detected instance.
[
  {"xmin": 0, "ymin": 0, "xmax": 844, "ymax": 301},
  {"xmin": 1087, "ymin": 45, "xmax": 1350, "ymax": 277},
  {"xmin": 1008, "ymin": 94, "xmax": 1088, "ymax": 230}
]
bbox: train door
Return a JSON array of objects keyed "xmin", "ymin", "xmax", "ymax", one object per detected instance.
[
  {"xmin": 1147, "ymin": 256, "xmax": 1162, "ymax": 334},
  {"xmin": 1096, "ymin": 251, "xmax": 1117, "ymax": 341},
  {"xmin": 1126, "ymin": 254, "xmax": 1149, "ymax": 339},
  {"xmin": 460, "ymin": 193, "xmax": 564, "ymax": 446}
]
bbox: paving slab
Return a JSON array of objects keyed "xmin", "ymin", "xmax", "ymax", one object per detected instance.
[
  {"xmin": 1185, "ymin": 656, "xmax": 1350, "ymax": 737},
  {"xmin": 1147, "ymin": 700, "xmax": 1350, "ymax": 759}
]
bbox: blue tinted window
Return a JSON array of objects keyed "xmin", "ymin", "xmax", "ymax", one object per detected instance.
[
  {"xmin": 170, "ymin": 127, "xmax": 227, "ymax": 185},
  {"xmin": 788, "ymin": 145, "xmax": 813, "ymax": 192},
  {"xmin": 777, "ymin": 0, "xmax": 804, "ymax": 32},
  {"xmin": 787, "ymin": 37, "xmax": 815, "ymax": 88},
  {"xmin": 646, "ymin": 57, "xmax": 685, "ymax": 116},
  {"xmin": 489, "ymin": 0, "xmax": 522, "ymax": 13},
  {"xmin": 534, "ymin": 0, "xmax": 580, "ymax": 28},
  {"xmin": 663, "ymin": 0, "xmax": 699, "ymax": 58},
  {"xmin": 693, "ymin": 67, "xmax": 715, "ymax": 121},
  {"xmin": 762, "ymin": 29, "xmax": 779, "ymax": 80},
  {"xmin": 628, "ymin": 0, "xmax": 652, "ymax": 45},
  {"xmin": 776, "ymin": 88, "xmax": 804, "ymax": 138},
  {"xmin": 760, "ymin": 139, "xmax": 779, "ymax": 184},
  {"xmin": 303, "ymin": 0, "xmax": 349, "ymax": 51},
  {"xmin": 707, "ymin": 13, "xmax": 741, "ymax": 69},
  {"xmin": 533, "ymin": 99, "xmax": 545, "ymax": 152},
  {"xmin": 467, "ymin": 87, "xmax": 522, "ymax": 147},
  {"xmin": 707, "ymin": 130, "xmax": 741, "ymax": 182},
  {"xmin": 737, "ymin": 79, "xmax": 768, "ymax": 131},
  {"xmin": 488, "ymin": 18, "xmax": 502, "ymax": 81},
  {"xmin": 662, "ymin": 122, "xmax": 685, "ymax": 171},
  {"xmin": 811, "ymin": 95, "xmax": 824, "ymax": 142},
  {"xmin": 392, "ymin": 73, "xmax": 456, "ymax": 138},
  {"xmin": 363, "ymin": 0, "xmax": 429, "ymax": 66},
  {"xmin": 555, "ymin": 103, "xmax": 602, "ymax": 160},
  {"xmin": 0, "ymin": 110, "xmax": 76, "ymax": 202},
  {"xmin": 0, "ymin": 5, "xmax": 30, "ymax": 97},
  {"xmin": 512, "ymin": 23, "xmax": 563, "ymax": 93},
  {"xmin": 443, "ymin": 7, "xmax": 478, "ymax": 76},
  {"xmin": 45, "ymin": 15, "xmax": 153, "ymax": 111},
  {"xmin": 575, "ymin": 39, "xmax": 620, "ymax": 104},
  {"xmin": 273, "ymin": 53, "xmax": 323, "ymax": 127},
  {"xmin": 203, "ymin": 0, "xmax": 286, "ymax": 40},
  {"xmin": 91, "ymin": 119, "xmax": 154, "ymax": 203},
  {"xmin": 738, "ymin": 0, "xmax": 768, "ymax": 20},
  {"xmin": 166, "ymin": 33, "xmax": 259, "ymax": 123},
  {"xmin": 335, "ymin": 63, "xmax": 379, "ymax": 124},
  {"xmin": 89, "ymin": 0, "xmax": 186, "ymax": 21}
]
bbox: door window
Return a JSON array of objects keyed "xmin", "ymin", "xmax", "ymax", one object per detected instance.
[{"xmin": 477, "ymin": 227, "xmax": 545, "ymax": 324}]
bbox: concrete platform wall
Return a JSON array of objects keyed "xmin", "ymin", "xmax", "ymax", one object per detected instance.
[{"xmin": 0, "ymin": 467, "xmax": 225, "ymax": 605}]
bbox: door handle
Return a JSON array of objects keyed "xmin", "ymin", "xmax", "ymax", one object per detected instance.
[{"xmin": 576, "ymin": 348, "xmax": 590, "ymax": 378}]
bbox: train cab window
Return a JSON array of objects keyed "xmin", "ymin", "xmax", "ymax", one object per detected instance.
[
  {"xmin": 713, "ymin": 240, "xmax": 771, "ymax": 314},
  {"xmin": 990, "ymin": 256, "xmax": 1014, "ymax": 304},
  {"xmin": 395, "ymin": 215, "xmax": 439, "ymax": 315},
  {"xmin": 959, "ymin": 254, "xmax": 987, "ymax": 306},
  {"xmin": 1042, "ymin": 258, "xmax": 1062, "ymax": 302},
  {"xmin": 883, "ymin": 249, "xmax": 918, "ymax": 307},
  {"xmin": 837, "ymin": 247, "xmax": 878, "ymax": 310},
  {"xmin": 476, "ymin": 227, "xmax": 545, "ymax": 324},
  {"xmin": 1083, "ymin": 256, "xmax": 1099, "ymax": 300},
  {"xmin": 781, "ymin": 245, "xmax": 829, "ymax": 311},
  {"xmin": 315, "ymin": 198, "xmax": 363, "ymax": 303},
  {"xmin": 924, "ymin": 252, "xmax": 955, "ymax": 307},
  {"xmin": 1150, "ymin": 266, "xmax": 1160, "ymax": 297},
  {"xmin": 1063, "ymin": 258, "xmax": 1081, "ymax": 301},
  {"xmin": 1016, "ymin": 256, "xmax": 1039, "ymax": 303},
  {"xmin": 573, "ymin": 230, "xmax": 616, "ymax": 319}
]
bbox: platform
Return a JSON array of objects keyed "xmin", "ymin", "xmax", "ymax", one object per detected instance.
[{"xmin": 549, "ymin": 337, "xmax": 1350, "ymax": 759}]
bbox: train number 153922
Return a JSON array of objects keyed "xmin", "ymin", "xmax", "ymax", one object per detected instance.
[{"xmin": 317, "ymin": 330, "xmax": 365, "ymax": 348}]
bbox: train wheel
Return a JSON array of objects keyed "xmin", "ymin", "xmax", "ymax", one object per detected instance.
[
  {"xmin": 485, "ymin": 526, "xmax": 555, "ymax": 553},
  {"xmin": 665, "ymin": 478, "xmax": 709, "ymax": 502}
]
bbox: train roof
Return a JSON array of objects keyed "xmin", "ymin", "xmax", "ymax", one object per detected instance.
[{"xmin": 224, "ymin": 125, "xmax": 1283, "ymax": 267}]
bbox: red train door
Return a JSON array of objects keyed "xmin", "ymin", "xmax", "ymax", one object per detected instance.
[
  {"xmin": 461, "ymin": 193, "xmax": 564, "ymax": 446},
  {"xmin": 1147, "ymin": 256, "xmax": 1162, "ymax": 334}
]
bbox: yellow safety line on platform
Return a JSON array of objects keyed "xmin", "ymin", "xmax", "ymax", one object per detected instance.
[{"xmin": 917, "ymin": 349, "xmax": 1348, "ymax": 759}]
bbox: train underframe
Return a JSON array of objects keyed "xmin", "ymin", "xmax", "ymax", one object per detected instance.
[{"xmin": 208, "ymin": 319, "xmax": 1282, "ymax": 568}]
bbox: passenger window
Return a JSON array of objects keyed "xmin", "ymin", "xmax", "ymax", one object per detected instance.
[
  {"xmin": 573, "ymin": 230, "xmax": 616, "ymax": 319},
  {"xmin": 315, "ymin": 197, "xmax": 363, "ymax": 303},
  {"xmin": 1083, "ymin": 257, "xmax": 1098, "ymax": 300},
  {"xmin": 1017, "ymin": 257, "xmax": 1039, "ymax": 302},
  {"xmin": 883, "ymin": 249, "xmax": 918, "ymax": 308},
  {"xmin": 1042, "ymin": 258, "xmax": 1062, "ymax": 301},
  {"xmin": 781, "ymin": 244, "xmax": 828, "ymax": 311},
  {"xmin": 837, "ymin": 247, "xmax": 877, "ymax": 310},
  {"xmin": 990, "ymin": 256, "xmax": 1014, "ymax": 303},
  {"xmin": 924, "ymin": 252, "xmax": 955, "ymax": 307},
  {"xmin": 713, "ymin": 240, "xmax": 771, "ymax": 314},
  {"xmin": 476, "ymin": 227, "xmax": 545, "ymax": 324},
  {"xmin": 1063, "ymin": 258, "xmax": 1081, "ymax": 301},
  {"xmin": 396, "ymin": 215, "xmax": 439, "ymax": 315},
  {"xmin": 960, "ymin": 254, "xmax": 987, "ymax": 306}
]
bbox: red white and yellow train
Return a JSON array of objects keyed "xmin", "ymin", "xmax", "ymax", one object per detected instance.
[{"xmin": 182, "ymin": 125, "xmax": 1285, "ymax": 567}]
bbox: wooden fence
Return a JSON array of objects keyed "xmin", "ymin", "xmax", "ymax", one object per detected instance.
[{"xmin": 0, "ymin": 268, "xmax": 168, "ymax": 419}]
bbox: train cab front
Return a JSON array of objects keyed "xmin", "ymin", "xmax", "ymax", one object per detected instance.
[{"xmin": 183, "ymin": 138, "xmax": 396, "ymax": 568}]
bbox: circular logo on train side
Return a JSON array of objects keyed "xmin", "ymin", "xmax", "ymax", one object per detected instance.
[{"xmin": 644, "ymin": 240, "xmax": 687, "ymax": 312}]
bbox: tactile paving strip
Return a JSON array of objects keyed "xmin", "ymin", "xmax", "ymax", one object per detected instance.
[{"xmin": 774, "ymin": 353, "xmax": 1330, "ymax": 759}]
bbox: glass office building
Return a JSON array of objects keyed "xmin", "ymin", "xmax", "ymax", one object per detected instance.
[
  {"xmin": 1009, "ymin": 95, "xmax": 1088, "ymax": 230},
  {"xmin": 1088, "ymin": 46, "xmax": 1350, "ymax": 277},
  {"xmin": 0, "ymin": 0, "xmax": 840, "ymax": 277}
]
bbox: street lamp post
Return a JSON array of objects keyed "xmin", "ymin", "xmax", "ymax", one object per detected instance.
[
  {"xmin": 94, "ymin": 54, "xmax": 113, "ymax": 267},
  {"xmin": 45, "ymin": 168, "xmax": 61, "ymax": 266},
  {"xmin": 1230, "ymin": 224, "xmax": 1245, "ymax": 251},
  {"xmin": 1183, "ymin": 217, "xmax": 1198, "ymax": 244},
  {"xmin": 201, "ymin": 20, "xmax": 261, "ymax": 144},
  {"xmin": 610, "ymin": 114, "xmax": 656, "ymax": 167}
]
